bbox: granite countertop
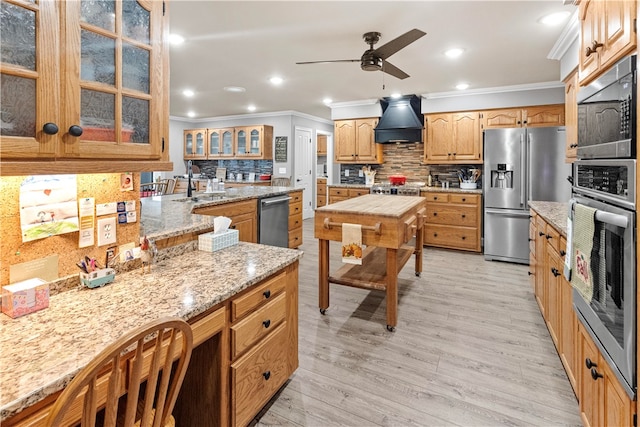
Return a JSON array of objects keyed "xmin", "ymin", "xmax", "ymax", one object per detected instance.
[
  {"xmin": 326, "ymin": 183, "xmax": 482, "ymax": 195},
  {"xmin": 141, "ymin": 186, "xmax": 297, "ymax": 242},
  {"xmin": 0, "ymin": 242, "xmax": 303, "ymax": 421},
  {"xmin": 529, "ymin": 201, "xmax": 569, "ymax": 236}
]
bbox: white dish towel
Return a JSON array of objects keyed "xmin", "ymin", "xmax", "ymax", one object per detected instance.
[{"xmin": 341, "ymin": 223, "xmax": 363, "ymax": 265}]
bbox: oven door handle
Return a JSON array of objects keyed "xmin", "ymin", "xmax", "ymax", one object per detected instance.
[{"xmin": 574, "ymin": 202, "xmax": 630, "ymax": 228}]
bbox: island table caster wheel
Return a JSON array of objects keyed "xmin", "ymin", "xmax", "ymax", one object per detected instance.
[
  {"xmin": 320, "ymin": 308, "xmax": 327, "ymax": 315},
  {"xmin": 386, "ymin": 325, "xmax": 396, "ymax": 332}
]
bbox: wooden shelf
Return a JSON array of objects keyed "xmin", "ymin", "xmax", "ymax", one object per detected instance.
[{"xmin": 329, "ymin": 246, "xmax": 414, "ymax": 291}]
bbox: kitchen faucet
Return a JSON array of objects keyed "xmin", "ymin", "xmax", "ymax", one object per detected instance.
[{"xmin": 187, "ymin": 160, "xmax": 193, "ymax": 197}]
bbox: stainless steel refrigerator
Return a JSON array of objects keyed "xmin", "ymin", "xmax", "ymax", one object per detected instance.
[{"xmin": 483, "ymin": 127, "xmax": 571, "ymax": 264}]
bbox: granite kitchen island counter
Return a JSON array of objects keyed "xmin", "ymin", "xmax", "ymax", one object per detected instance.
[
  {"xmin": 529, "ymin": 201, "xmax": 569, "ymax": 236},
  {"xmin": 0, "ymin": 242, "xmax": 303, "ymax": 423}
]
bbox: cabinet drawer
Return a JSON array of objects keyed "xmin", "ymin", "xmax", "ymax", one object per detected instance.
[
  {"xmin": 449, "ymin": 194, "xmax": 479, "ymax": 205},
  {"xmin": 317, "ymin": 195, "xmax": 326, "ymax": 207},
  {"xmin": 424, "ymin": 224, "xmax": 478, "ymax": 251},
  {"xmin": 425, "ymin": 205, "xmax": 477, "ymax": 227},
  {"xmin": 231, "ymin": 271, "xmax": 286, "ymax": 322},
  {"xmin": 232, "ymin": 323, "xmax": 290, "ymax": 427},
  {"xmin": 288, "ymin": 227, "xmax": 303, "ymax": 248},
  {"xmin": 529, "ymin": 221, "xmax": 536, "ymax": 254},
  {"xmin": 289, "ymin": 201, "xmax": 302, "ymax": 216},
  {"xmin": 348, "ymin": 188, "xmax": 368, "ymax": 197},
  {"xmin": 329, "ymin": 196, "xmax": 349, "ymax": 204},
  {"xmin": 423, "ymin": 193, "xmax": 449, "ymax": 203},
  {"xmin": 329, "ymin": 187, "xmax": 348, "ymax": 197},
  {"xmin": 191, "ymin": 306, "xmax": 226, "ymax": 347},
  {"xmin": 288, "ymin": 214, "xmax": 302, "ymax": 230},
  {"xmin": 231, "ymin": 292, "xmax": 286, "ymax": 358},
  {"xmin": 546, "ymin": 225, "xmax": 561, "ymax": 254},
  {"xmin": 317, "ymin": 184, "xmax": 327, "ymax": 195},
  {"xmin": 289, "ymin": 191, "xmax": 302, "ymax": 204}
]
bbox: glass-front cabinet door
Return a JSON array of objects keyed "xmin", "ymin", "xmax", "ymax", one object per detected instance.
[
  {"xmin": 61, "ymin": 0, "xmax": 164, "ymax": 159},
  {"xmin": 235, "ymin": 128, "xmax": 248, "ymax": 155},
  {"xmin": 208, "ymin": 129, "xmax": 220, "ymax": 157},
  {"xmin": 184, "ymin": 129, "xmax": 206, "ymax": 159},
  {"xmin": 221, "ymin": 128, "xmax": 234, "ymax": 157},
  {"xmin": 0, "ymin": 0, "xmax": 59, "ymax": 158}
]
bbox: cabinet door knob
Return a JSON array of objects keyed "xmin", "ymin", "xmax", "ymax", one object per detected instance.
[
  {"xmin": 433, "ymin": 212, "xmax": 438, "ymax": 216},
  {"xmin": 585, "ymin": 358, "xmax": 597, "ymax": 369},
  {"xmin": 42, "ymin": 122, "xmax": 59, "ymax": 135},
  {"xmin": 560, "ymin": 250, "xmax": 566, "ymax": 257},
  {"xmin": 68, "ymin": 125, "xmax": 83, "ymax": 137},
  {"xmin": 586, "ymin": 40, "xmax": 604, "ymax": 57},
  {"xmin": 528, "ymin": 271, "xmax": 534, "ymax": 276},
  {"xmin": 461, "ymin": 214, "xmax": 466, "ymax": 218},
  {"xmin": 590, "ymin": 368, "xmax": 603, "ymax": 381},
  {"xmin": 263, "ymin": 290, "xmax": 271, "ymax": 299},
  {"xmin": 545, "ymin": 234, "xmax": 552, "ymax": 240},
  {"xmin": 262, "ymin": 319, "xmax": 271, "ymax": 328},
  {"xmin": 433, "ymin": 233, "xmax": 438, "ymax": 237},
  {"xmin": 263, "ymin": 371, "xmax": 271, "ymax": 380},
  {"xmin": 539, "ymin": 231, "xmax": 545, "ymax": 236},
  {"xmin": 551, "ymin": 267, "xmax": 560, "ymax": 277}
]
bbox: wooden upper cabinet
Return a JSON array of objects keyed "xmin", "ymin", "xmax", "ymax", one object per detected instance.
[
  {"xmin": 240, "ymin": 125, "xmax": 273, "ymax": 159},
  {"xmin": 579, "ymin": 0, "xmax": 636, "ymax": 85},
  {"xmin": 0, "ymin": 0, "xmax": 170, "ymax": 174},
  {"xmin": 564, "ymin": 69, "xmax": 578, "ymax": 162},
  {"xmin": 424, "ymin": 112, "xmax": 481, "ymax": 164},
  {"xmin": 316, "ymin": 134, "xmax": 327, "ymax": 155},
  {"xmin": 482, "ymin": 105, "xmax": 564, "ymax": 129},
  {"xmin": 207, "ymin": 127, "xmax": 235, "ymax": 159},
  {"xmin": 184, "ymin": 129, "xmax": 206, "ymax": 159},
  {"xmin": 334, "ymin": 118, "xmax": 382, "ymax": 164}
]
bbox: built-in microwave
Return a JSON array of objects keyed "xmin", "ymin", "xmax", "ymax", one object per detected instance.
[{"xmin": 577, "ymin": 54, "xmax": 636, "ymax": 159}]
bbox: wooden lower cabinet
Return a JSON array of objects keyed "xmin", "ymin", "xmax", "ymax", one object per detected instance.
[
  {"xmin": 317, "ymin": 178, "xmax": 327, "ymax": 207},
  {"xmin": 193, "ymin": 199, "xmax": 257, "ymax": 243},
  {"xmin": 530, "ymin": 209, "xmax": 633, "ymax": 426},
  {"xmin": 288, "ymin": 191, "xmax": 303, "ymax": 248},
  {"xmin": 422, "ymin": 192, "xmax": 481, "ymax": 252},
  {"xmin": 328, "ymin": 186, "xmax": 369, "ymax": 204},
  {"xmin": 578, "ymin": 323, "xmax": 633, "ymax": 427}
]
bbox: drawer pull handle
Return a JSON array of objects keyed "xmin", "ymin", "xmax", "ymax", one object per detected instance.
[
  {"xmin": 263, "ymin": 371, "xmax": 271, "ymax": 380},
  {"xmin": 539, "ymin": 231, "xmax": 545, "ymax": 236},
  {"xmin": 263, "ymin": 290, "xmax": 271, "ymax": 299},
  {"xmin": 433, "ymin": 212, "xmax": 438, "ymax": 216},
  {"xmin": 263, "ymin": 319, "xmax": 271, "ymax": 328},
  {"xmin": 591, "ymin": 368, "xmax": 603, "ymax": 381},
  {"xmin": 545, "ymin": 234, "xmax": 552, "ymax": 240},
  {"xmin": 462, "ymin": 198, "xmax": 466, "ymax": 202},
  {"xmin": 585, "ymin": 358, "xmax": 597, "ymax": 369},
  {"xmin": 434, "ymin": 197, "xmax": 438, "ymax": 200},
  {"xmin": 461, "ymin": 214, "xmax": 466, "ymax": 218},
  {"xmin": 433, "ymin": 233, "xmax": 438, "ymax": 237},
  {"xmin": 461, "ymin": 236, "xmax": 466, "ymax": 240}
]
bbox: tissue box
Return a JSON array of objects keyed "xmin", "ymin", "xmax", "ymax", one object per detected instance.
[
  {"xmin": 80, "ymin": 268, "xmax": 116, "ymax": 289},
  {"xmin": 1, "ymin": 278, "xmax": 49, "ymax": 318},
  {"xmin": 198, "ymin": 229, "xmax": 239, "ymax": 252}
]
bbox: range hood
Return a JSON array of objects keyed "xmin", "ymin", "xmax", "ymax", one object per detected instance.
[{"xmin": 374, "ymin": 95, "xmax": 423, "ymax": 143}]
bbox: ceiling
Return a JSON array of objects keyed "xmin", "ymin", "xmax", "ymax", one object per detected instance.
[{"xmin": 168, "ymin": 1, "xmax": 577, "ymax": 121}]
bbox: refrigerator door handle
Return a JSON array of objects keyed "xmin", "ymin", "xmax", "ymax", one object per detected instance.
[
  {"xmin": 520, "ymin": 133, "xmax": 526, "ymax": 207},
  {"xmin": 485, "ymin": 207, "xmax": 531, "ymax": 216}
]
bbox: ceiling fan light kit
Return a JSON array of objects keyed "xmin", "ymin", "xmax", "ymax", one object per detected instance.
[{"xmin": 296, "ymin": 29, "xmax": 426, "ymax": 80}]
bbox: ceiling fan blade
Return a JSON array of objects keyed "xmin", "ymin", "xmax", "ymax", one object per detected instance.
[
  {"xmin": 296, "ymin": 59, "xmax": 359, "ymax": 65},
  {"xmin": 382, "ymin": 61, "xmax": 410, "ymax": 80},
  {"xmin": 373, "ymin": 29, "xmax": 426, "ymax": 60}
]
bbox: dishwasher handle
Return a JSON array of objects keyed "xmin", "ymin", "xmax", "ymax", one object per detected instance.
[{"xmin": 261, "ymin": 196, "xmax": 292, "ymax": 206}]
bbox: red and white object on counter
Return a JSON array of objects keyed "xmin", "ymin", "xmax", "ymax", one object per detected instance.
[
  {"xmin": 1, "ymin": 278, "xmax": 49, "ymax": 318},
  {"xmin": 388, "ymin": 174, "xmax": 407, "ymax": 185}
]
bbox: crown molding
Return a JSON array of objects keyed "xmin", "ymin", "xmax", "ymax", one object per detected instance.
[
  {"xmin": 170, "ymin": 110, "xmax": 332, "ymax": 125},
  {"xmin": 423, "ymin": 81, "xmax": 564, "ymax": 100},
  {"xmin": 548, "ymin": 9, "xmax": 580, "ymax": 60}
]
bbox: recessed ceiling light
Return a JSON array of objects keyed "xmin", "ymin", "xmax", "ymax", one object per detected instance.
[
  {"xmin": 182, "ymin": 89, "xmax": 194, "ymax": 97},
  {"xmin": 270, "ymin": 76, "xmax": 283, "ymax": 85},
  {"xmin": 540, "ymin": 11, "xmax": 570, "ymax": 26},
  {"xmin": 187, "ymin": 111, "xmax": 195, "ymax": 118},
  {"xmin": 323, "ymin": 98, "xmax": 332, "ymax": 106},
  {"xmin": 247, "ymin": 105, "xmax": 257, "ymax": 112},
  {"xmin": 169, "ymin": 34, "xmax": 185, "ymax": 45},
  {"xmin": 390, "ymin": 92, "xmax": 402, "ymax": 99},
  {"xmin": 224, "ymin": 86, "xmax": 246, "ymax": 93},
  {"xmin": 445, "ymin": 48, "xmax": 464, "ymax": 58},
  {"xmin": 456, "ymin": 83, "xmax": 469, "ymax": 90}
]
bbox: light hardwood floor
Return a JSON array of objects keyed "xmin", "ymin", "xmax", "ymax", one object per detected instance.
[{"xmin": 254, "ymin": 218, "xmax": 581, "ymax": 426}]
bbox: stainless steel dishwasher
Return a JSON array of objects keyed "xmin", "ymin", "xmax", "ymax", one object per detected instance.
[{"xmin": 258, "ymin": 195, "xmax": 291, "ymax": 247}]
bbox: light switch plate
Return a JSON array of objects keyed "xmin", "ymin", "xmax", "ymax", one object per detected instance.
[
  {"xmin": 97, "ymin": 217, "xmax": 117, "ymax": 247},
  {"xmin": 345, "ymin": 169, "xmax": 349, "ymax": 177},
  {"xmin": 359, "ymin": 170, "xmax": 364, "ymax": 177}
]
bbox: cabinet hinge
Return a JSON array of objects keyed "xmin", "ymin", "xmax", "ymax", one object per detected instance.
[{"xmin": 163, "ymin": 1, "xmax": 166, "ymax": 15}]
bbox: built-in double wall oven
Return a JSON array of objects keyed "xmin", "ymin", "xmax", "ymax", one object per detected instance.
[{"xmin": 572, "ymin": 53, "xmax": 637, "ymax": 398}]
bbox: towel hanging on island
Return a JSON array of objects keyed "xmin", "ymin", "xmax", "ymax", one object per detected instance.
[
  {"xmin": 342, "ymin": 223, "xmax": 363, "ymax": 265},
  {"xmin": 570, "ymin": 203, "xmax": 597, "ymax": 303}
]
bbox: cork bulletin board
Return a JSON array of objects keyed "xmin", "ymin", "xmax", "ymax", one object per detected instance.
[
  {"xmin": 274, "ymin": 136, "xmax": 287, "ymax": 162},
  {"xmin": 0, "ymin": 173, "xmax": 141, "ymax": 285}
]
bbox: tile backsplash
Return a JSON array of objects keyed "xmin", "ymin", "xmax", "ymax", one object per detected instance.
[{"xmin": 339, "ymin": 143, "xmax": 482, "ymax": 188}]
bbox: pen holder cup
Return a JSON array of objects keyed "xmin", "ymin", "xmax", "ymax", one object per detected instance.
[
  {"xmin": 460, "ymin": 182, "xmax": 478, "ymax": 189},
  {"xmin": 80, "ymin": 268, "xmax": 116, "ymax": 289}
]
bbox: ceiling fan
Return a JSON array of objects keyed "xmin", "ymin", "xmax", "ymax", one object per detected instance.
[{"xmin": 296, "ymin": 29, "xmax": 426, "ymax": 80}]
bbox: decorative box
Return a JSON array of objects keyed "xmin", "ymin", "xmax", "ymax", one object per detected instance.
[
  {"xmin": 198, "ymin": 229, "xmax": 239, "ymax": 252},
  {"xmin": 80, "ymin": 268, "xmax": 116, "ymax": 289},
  {"xmin": 1, "ymin": 278, "xmax": 49, "ymax": 318}
]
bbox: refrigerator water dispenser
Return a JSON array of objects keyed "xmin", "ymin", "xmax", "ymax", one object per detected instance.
[{"xmin": 490, "ymin": 164, "xmax": 513, "ymax": 189}]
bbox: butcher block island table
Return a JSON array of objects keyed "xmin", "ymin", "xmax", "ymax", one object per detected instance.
[{"xmin": 314, "ymin": 194, "xmax": 426, "ymax": 331}]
